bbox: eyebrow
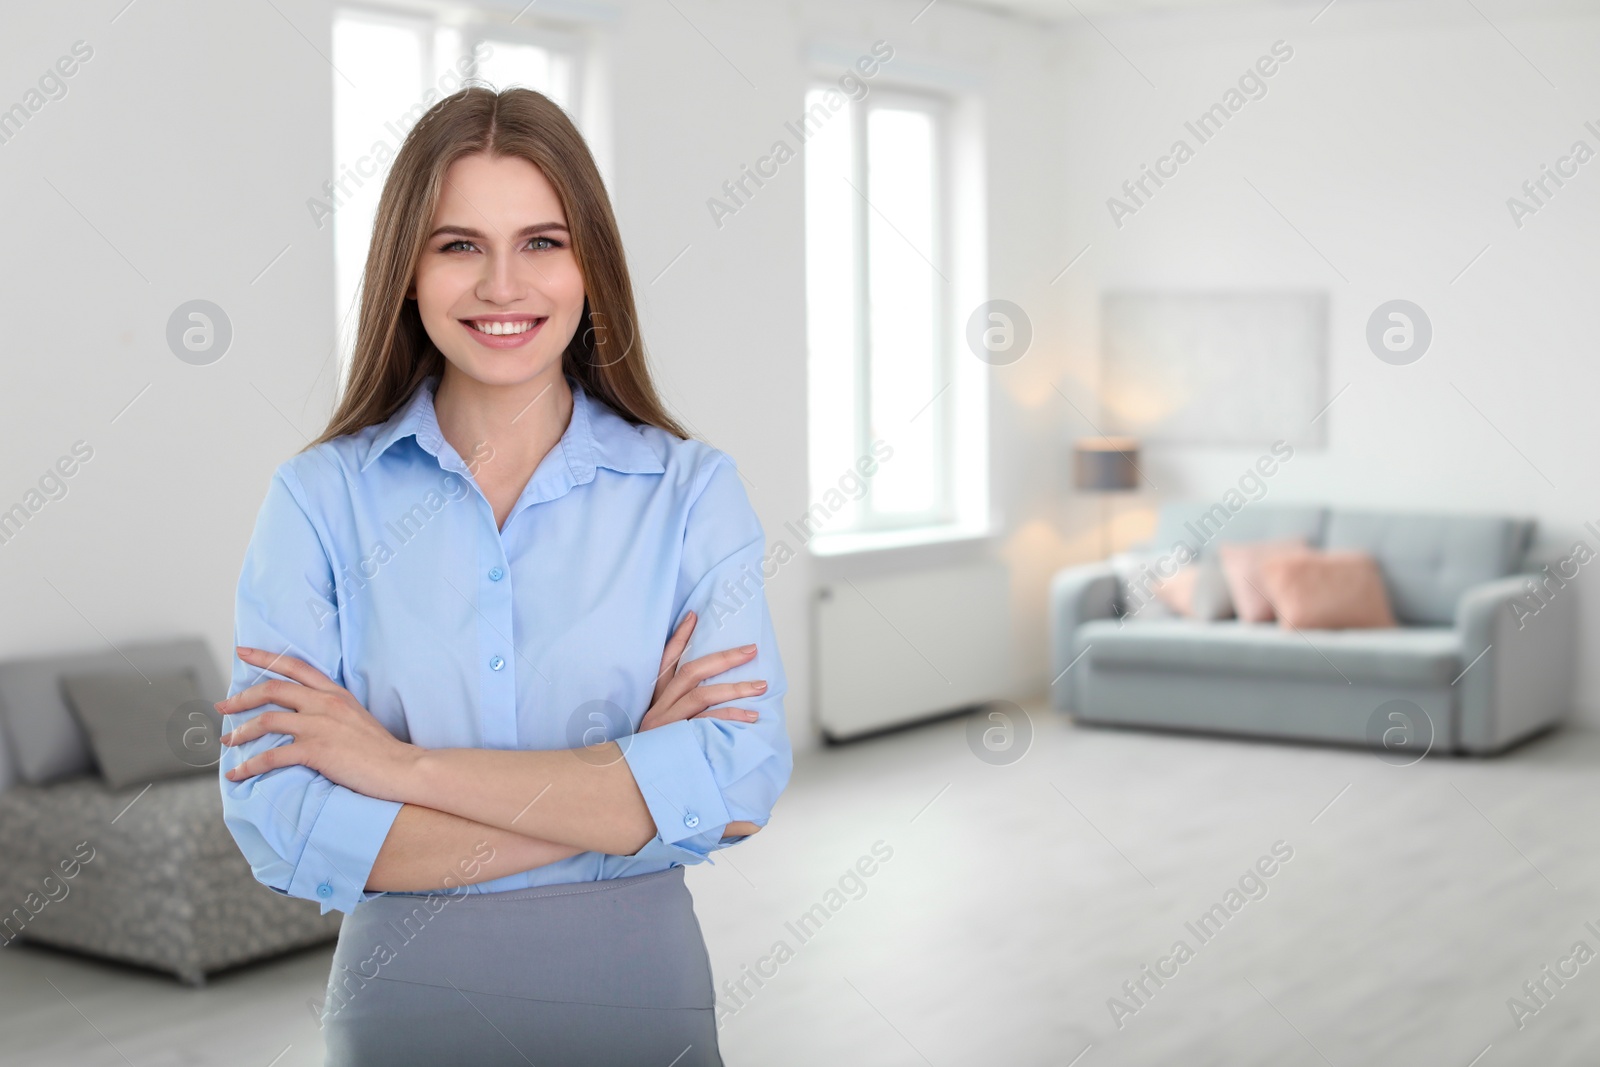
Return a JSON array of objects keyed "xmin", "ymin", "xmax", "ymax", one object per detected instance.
[{"xmin": 428, "ymin": 222, "xmax": 570, "ymax": 240}]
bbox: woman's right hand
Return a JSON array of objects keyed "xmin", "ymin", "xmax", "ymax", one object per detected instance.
[{"xmin": 640, "ymin": 610, "xmax": 766, "ymax": 732}]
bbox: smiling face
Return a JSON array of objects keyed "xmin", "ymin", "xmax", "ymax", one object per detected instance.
[{"xmin": 409, "ymin": 152, "xmax": 586, "ymax": 389}]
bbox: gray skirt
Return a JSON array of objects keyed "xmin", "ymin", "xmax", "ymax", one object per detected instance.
[{"xmin": 319, "ymin": 866, "xmax": 722, "ymax": 1067}]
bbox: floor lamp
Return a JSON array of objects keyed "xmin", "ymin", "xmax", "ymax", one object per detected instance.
[{"xmin": 1073, "ymin": 437, "xmax": 1140, "ymax": 559}]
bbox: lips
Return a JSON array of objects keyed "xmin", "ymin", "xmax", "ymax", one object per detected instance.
[{"xmin": 459, "ymin": 314, "xmax": 547, "ymax": 349}]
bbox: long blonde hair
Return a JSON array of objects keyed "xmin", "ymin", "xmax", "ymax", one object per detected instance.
[{"xmin": 309, "ymin": 87, "xmax": 690, "ymax": 449}]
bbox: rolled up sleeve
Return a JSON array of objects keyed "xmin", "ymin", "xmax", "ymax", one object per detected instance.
[
  {"xmin": 219, "ymin": 462, "xmax": 403, "ymax": 915},
  {"xmin": 621, "ymin": 453, "xmax": 793, "ymax": 864}
]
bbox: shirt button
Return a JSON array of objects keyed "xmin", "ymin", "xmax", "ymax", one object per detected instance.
[
  {"xmin": 316, "ymin": 882, "xmax": 333, "ymax": 899},
  {"xmin": 488, "ymin": 567, "xmax": 504, "ymax": 581},
  {"xmin": 683, "ymin": 812, "xmax": 700, "ymax": 829},
  {"xmin": 490, "ymin": 655, "xmax": 505, "ymax": 671}
]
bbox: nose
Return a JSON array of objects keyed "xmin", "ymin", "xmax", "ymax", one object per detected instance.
[{"xmin": 476, "ymin": 246, "xmax": 528, "ymax": 305}]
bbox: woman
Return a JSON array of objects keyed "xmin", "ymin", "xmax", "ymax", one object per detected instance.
[{"xmin": 216, "ymin": 87, "xmax": 790, "ymax": 1066}]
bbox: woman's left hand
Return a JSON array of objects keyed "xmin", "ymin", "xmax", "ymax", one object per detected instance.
[{"xmin": 218, "ymin": 646, "xmax": 419, "ymax": 802}]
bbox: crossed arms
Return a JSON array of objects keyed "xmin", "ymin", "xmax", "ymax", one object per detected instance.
[{"xmin": 220, "ymin": 615, "xmax": 770, "ymax": 895}]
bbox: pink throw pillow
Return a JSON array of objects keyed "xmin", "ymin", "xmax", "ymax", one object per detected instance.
[
  {"xmin": 1217, "ymin": 539, "xmax": 1308, "ymax": 623},
  {"xmin": 1260, "ymin": 550, "xmax": 1397, "ymax": 630},
  {"xmin": 1153, "ymin": 566, "xmax": 1199, "ymax": 616}
]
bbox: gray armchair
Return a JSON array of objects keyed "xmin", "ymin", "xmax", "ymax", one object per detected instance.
[{"xmin": 0, "ymin": 638, "xmax": 341, "ymax": 984}]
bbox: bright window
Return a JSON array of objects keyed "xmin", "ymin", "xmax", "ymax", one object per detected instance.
[
  {"xmin": 805, "ymin": 85, "xmax": 972, "ymax": 538},
  {"xmin": 329, "ymin": 9, "xmax": 583, "ymax": 382}
]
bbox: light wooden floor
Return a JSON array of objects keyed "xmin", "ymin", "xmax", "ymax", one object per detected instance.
[{"xmin": 3, "ymin": 704, "xmax": 1598, "ymax": 1066}]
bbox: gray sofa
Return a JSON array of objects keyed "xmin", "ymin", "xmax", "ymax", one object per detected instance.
[
  {"xmin": 0, "ymin": 638, "xmax": 341, "ymax": 984},
  {"xmin": 1048, "ymin": 502, "xmax": 1574, "ymax": 754}
]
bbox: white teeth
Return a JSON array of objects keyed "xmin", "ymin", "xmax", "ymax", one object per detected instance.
[{"xmin": 470, "ymin": 319, "xmax": 538, "ymax": 336}]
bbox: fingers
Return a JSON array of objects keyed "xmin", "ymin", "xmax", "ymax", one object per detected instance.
[
  {"xmin": 658, "ymin": 642, "xmax": 758, "ymax": 710},
  {"xmin": 691, "ymin": 705, "xmax": 760, "ymax": 724},
  {"xmin": 666, "ymin": 611, "xmax": 697, "ymax": 661},
  {"xmin": 682, "ymin": 679, "xmax": 767, "ymax": 713},
  {"xmin": 223, "ymin": 741, "xmax": 301, "ymax": 782},
  {"xmin": 724, "ymin": 821, "xmax": 761, "ymax": 837},
  {"xmin": 235, "ymin": 646, "xmax": 340, "ymax": 693},
  {"xmin": 653, "ymin": 611, "xmax": 697, "ymax": 703},
  {"xmin": 217, "ymin": 677, "xmax": 308, "ymax": 716},
  {"xmin": 219, "ymin": 710, "xmax": 299, "ymax": 747}
]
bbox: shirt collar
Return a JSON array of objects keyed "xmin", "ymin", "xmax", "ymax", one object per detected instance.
[{"xmin": 359, "ymin": 373, "xmax": 666, "ymax": 479}]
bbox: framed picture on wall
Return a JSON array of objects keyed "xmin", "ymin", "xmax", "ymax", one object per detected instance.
[{"xmin": 1099, "ymin": 291, "xmax": 1328, "ymax": 447}]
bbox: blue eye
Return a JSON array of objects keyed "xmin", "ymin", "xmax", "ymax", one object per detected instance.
[{"xmin": 437, "ymin": 236, "xmax": 562, "ymax": 253}]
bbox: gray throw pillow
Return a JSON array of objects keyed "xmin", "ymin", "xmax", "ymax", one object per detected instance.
[
  {"xmin": 59, "ymin": 669, "xmax": 223, "ymax": 789},
  {"xmin": 1110, "ymin": 549, "xmax": 1235, "ymax": 621},
  {"xmin": 1189, "ymin": 554, "xmax": 1236, "ymax": 621},
  {"xmin": 1109, "ymin": 550, "xmax": 1176, "ymax": 620}
]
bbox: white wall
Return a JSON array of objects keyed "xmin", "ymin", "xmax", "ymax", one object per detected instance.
[
  {"xmin": 0, "ymin": 0, "xmax": 1064, "ymax": 756},
  {"xmin": 1042, "ymin": 0, "xmax": 1600, "ymax": 722},
  {"xmin": 12, "ymin": 0, "xmax": 1575, "ymax": 746}
]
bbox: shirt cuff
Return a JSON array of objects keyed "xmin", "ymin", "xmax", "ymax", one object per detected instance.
[
  {"xmin": 286, "ymin": 785, "xmax": 404, "ymax": 915},
  {"xmin": 621, "ymin": 720, "xmax": 733, "ymax": 857}
]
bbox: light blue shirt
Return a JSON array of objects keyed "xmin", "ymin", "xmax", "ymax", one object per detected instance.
[{"xmin": 219, "ymin": 373, "xmax": 791, "ymax": 914}]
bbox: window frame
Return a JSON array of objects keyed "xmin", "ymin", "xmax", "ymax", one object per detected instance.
[
  {"xmin": 456, "ymin": 17, "xmax": 587, "ymax": 120},
  {"xmin": 807, "ymin": 80, "xmax": 960, "ymax": 537}
]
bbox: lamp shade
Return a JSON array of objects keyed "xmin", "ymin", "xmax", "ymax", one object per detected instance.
[{"xmin": 1073, "ymin": 437, "xmax": 1140, "ymax": 492}]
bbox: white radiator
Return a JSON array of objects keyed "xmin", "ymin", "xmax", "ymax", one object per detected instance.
[{"xmin": 814, "ymin": 561, "xmax": 1014, "ymax": 740}]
